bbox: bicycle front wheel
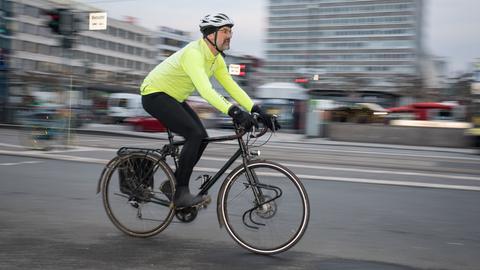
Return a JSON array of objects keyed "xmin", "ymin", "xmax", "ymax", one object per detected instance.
[
  {"xmin": 101, "ymin": 152, "xmax": 176, "ymax": 237},
  {"xmin": 219, "ymin": 161, "xmax": 310, "ymax": 254}
]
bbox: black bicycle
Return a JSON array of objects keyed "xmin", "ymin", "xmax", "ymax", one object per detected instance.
[{"xmin": 96, "ymin": 117, "xmax": 310, "ymax": 255}]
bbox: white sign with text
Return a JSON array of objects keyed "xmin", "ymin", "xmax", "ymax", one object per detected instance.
[{"xmin": 89, "ymin": 12, "xmax": 107, "ymax": 30}]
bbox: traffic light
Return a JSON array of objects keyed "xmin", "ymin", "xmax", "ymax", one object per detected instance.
[
  {"xmin": 45, "ymin": 9, "xmax": 62, "ymax": 34},
  {"xmin": 238, "ymin": 64, "xmax": 246, "ymax": 76},
  {"xmin": 45, "ymin": 8, "xmax": 78, "ymax": 35},
  {"xmin": 59, "ymin": 9, "xmax": 75, "ymax": 36}
]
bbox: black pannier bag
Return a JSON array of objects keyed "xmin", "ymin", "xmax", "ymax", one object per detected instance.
[{"xmin": 118, "ymin": 157, "xmax": 155, "ymax": 196}]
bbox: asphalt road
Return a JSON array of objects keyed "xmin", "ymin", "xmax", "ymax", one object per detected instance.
[{"xmin": 0, "ymin": 128, "xmax": 479, "ymax": 270}]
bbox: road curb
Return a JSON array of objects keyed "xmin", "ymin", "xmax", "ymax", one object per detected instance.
[{"xmin": 1, "ymin": 123, "xmax": 477, "ymax": 155}]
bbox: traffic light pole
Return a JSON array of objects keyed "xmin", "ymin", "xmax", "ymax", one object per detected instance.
[
  {"xmin": 61, "ymin": 44, "xmax": 75, "ymax": 148},
  {"xmin": 45, "ymin": 8, "xmax": 80, "ymax": 147}
]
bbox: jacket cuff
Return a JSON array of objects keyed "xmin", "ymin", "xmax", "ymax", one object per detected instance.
[{"xmin": 251, "ymin": 104, "xmax": 261, "ymax": 113}]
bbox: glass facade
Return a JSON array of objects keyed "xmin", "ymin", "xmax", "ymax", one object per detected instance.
[{"xmin": 263, "ymin": 0, "xmax": 424, "ymax": 89}]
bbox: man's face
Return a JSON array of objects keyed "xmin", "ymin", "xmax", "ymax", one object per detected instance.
[{"xmin": 211, "ymin": 26, "xmax": 232, "ymax": 51}]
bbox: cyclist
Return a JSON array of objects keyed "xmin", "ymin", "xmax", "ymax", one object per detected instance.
[{"xmin": 140, "ymin": 13, "xmax": 279, "ymax": 209}]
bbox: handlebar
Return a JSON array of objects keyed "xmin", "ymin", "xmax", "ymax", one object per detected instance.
[{"xmin": 170, "ymin": 114, "xmax": 275, "ymax": 146}]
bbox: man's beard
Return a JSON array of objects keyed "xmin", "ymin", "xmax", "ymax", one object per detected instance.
[{"xmin": 221, "ymin": 39, "xmax": 231, "ymax": 50}]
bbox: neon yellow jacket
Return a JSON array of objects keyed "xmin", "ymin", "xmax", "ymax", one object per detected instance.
[{"xmin": 140, "ymin": 38, "xmax": 253, "ymax": 115}]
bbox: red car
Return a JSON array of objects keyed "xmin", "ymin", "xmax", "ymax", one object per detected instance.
[{"xmin": 124, "ymin": 116, "xmax": 167, "ymax": 132}]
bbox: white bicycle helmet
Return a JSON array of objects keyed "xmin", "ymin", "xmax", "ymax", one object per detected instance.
[{"xmin": 199, "ymin": 13, "xmax": 234, "ymax": 33}]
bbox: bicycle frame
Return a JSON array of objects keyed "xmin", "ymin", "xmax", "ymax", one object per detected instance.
[
  {"xmin": 111, "ymin": 126, "xmax": 263, "ymax": 199},
  {"xmin": 165, "ymin": 127, "xmax": 257, "ymax": 197}
]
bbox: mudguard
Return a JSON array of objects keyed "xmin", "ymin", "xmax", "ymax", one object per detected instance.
[
  {"xmin": 216, "ymin": 160, "xmax": 267, "ymax": 228},
  {"xmin": 96, "ymin": 156, "xmax": 120, "ymax": 194}
]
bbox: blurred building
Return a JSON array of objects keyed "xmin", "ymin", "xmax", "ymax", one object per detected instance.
[
  {"xmin": 0, "ymin": 0, "xmax": 162, "ymax": 123},
  {"xmin": 155, "ymin": 26, "xmax": 191, "ymax": 62},
  {"xmin": 263, "ymin": 0, "xmax": 424, "ymax": 107},
  {"xmin": 422, "ymin": 55, "xmax": 448, "ymax": 101}
]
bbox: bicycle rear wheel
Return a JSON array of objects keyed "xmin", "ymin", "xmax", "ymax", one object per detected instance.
[
  {"xmin": 219, "ymin": 161, "xmax": 310, "ymax": 254},
  {"xmin": 101, "ymin": 152, "xmax": 176, "ymax": 237}
]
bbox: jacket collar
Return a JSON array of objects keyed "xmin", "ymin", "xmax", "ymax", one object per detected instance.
[{"xmin": 199, "ymin": 38, "xmax": 218, "ymax": 61}]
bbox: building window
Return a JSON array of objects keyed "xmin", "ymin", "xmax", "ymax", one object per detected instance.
[
  {"xmin": 118, "ymin": 44, "xmax": 125, "ymax": 53},
  {"xmin": 88, "ymin": 37, "xmax": 97, "ymax": 47},
  {"xmin": 118, "ymin": 29, "xmax": 126, "ymax": 39},
  {"xmin": 107, "ymin": 27, "xmax": 116, "ymax": 36},
  {"xmin": 24, "ymin": 5, "xmax": 39, "ymax": 17},
  {"xmin": 87, "ymin": 53, "xmax": 96, "ymax": 62},
  {"xmin": 38, "ymin": 44, "xmax": 50, "ymax": 55},
  {"xmin": 164, "ymin": 38, "xmax": 183, "ymax": 47},
  {"xmin": 108, "ymin": 41, "xmax": 116, "ymax": 50},
  {"xmin": 74, "ymin": 50, "xmax": 84, "ymax": 60},
  {"xmin": 98, "ymin": 55, "xmax": 106, "ymax": 64},
  {"xmin": 22, "ymin": 23, "xmax": 37, "ymax": 35},
  {"xmin": 98, "ymin": 39, "xmax": 106, "ymax": 49},
  {"xmin": 134, "ymin": 47, "xmax": 142, "ymax": 56},
  {"xmin": 23, "ymin": 41, "xmax": 37, "ymax": 53},
  {"xmin": 51, "ymin": 46, "xmax": 62, "ymax": 57},
  {"xmin": 107, "ymin": 56, "xmax": 115, "ymax": 66},
  {"xmin": 12, "ymin": 2, "xmax": 24, "ymax": 16},
  {"xmin": 118, "ymin": 59, "xmax": 125, "ymax": 67},
  {"xmin": 22, "ymin": 59, "xmax": 36, "ymax": 70}
]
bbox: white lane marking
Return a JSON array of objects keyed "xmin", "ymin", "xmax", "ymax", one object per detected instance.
[
  {"xmin": 280, "ymin": 162, "xmax": 480, "ymax": 182},
  {"xmin": 296, "ymin": 174, "xmax": 480, "ymax": 192},
  {"xmin": 0, "ymin": 143, "xmax": 25, "ymax": 149},
  {"xmin": 2, "ymin": 140, "xmax": 478, "ymax": 162},
  {"xmin": 1, "ymin": 150, "xmax": 479, "ymax": 191},
  {"xmin": 0, "ymin": 160, "xmax": 42, "ymax": 166},
  {"xmin": 200, "ymin": 156, "xmax": 480, "ymax": 182},
  {"xmin": 263, "ymin": 144, "xmax": 480, "ymax": 162},
  {"xmin": 190, "ymin": 167, "xmax": 480, "ymax": 192}
]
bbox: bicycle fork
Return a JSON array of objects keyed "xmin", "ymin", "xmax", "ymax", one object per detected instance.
[
  {"xmin": 238, "ymin": 136, "xmax": 282, "ymax": 229},
  {"xmin": 242, "ymin": 168, "xmax": 282, "ymax": 229}
]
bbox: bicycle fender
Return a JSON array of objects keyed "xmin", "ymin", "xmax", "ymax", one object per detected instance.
[
  {"xmin": 216, "ymin": 162, "xmax": 251, "ymax": 229},
  {"xmin": 96, "ymin": 156, "xmax": 120, "ymax": 194}
]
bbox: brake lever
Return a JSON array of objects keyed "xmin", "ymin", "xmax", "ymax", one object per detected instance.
[{"xmin": 250, "ymin": 112, "xmax": 260, "ymax": 138}]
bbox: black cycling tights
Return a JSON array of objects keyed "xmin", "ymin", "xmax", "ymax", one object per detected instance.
[{"xmin": 142, "ymin": 92, "xmax": 208, "ymax": 187}]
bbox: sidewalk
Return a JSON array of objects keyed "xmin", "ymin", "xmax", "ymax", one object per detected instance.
[{"xmin": 78, "ymin": 123, "xmax": 478, "ymax": 155}]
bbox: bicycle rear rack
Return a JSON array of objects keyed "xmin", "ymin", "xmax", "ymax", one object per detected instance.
[{"xmin": 117, "ymin": 147, "xmax": 161, "ymax": 157}]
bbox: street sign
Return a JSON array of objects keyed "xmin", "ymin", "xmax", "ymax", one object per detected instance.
[
  {"xmin": 229, "ymin": 64, "xmax": 245, "ymax": 76},
  {"xmin": 89, "ymin": 12, "xmax": 107, "ymax": 30},
  {"xmin": 229, "ymin": 64, "xmax": 240, "ymax": 75}
]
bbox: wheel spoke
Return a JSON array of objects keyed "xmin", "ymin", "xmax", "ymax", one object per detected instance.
[
  {"xmin": 101, "ymin": 152, "xmax": 176, "ymax": 237},
  {"xmin": 221, "ymin": 161, "xmax": 309, "ymax": 254}
]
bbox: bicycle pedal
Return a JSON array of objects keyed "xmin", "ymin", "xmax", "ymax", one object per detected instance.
[{"xmin": 198, "ymin": 195, "xmax": 212, "ymax": 209}]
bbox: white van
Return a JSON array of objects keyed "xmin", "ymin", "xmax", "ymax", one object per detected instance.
[{"xmin": 107, "ymin": 93, "xmax": 144, "ymax": 123}]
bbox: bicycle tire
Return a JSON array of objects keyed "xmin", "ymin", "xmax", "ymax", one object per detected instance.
[
  {"xmin": 101, "ymin": 152, "xmax": 176, "ymax": 237},
  {"xmin": 219, "ymin": 160, "xmax": 310, "ymax": 255}
]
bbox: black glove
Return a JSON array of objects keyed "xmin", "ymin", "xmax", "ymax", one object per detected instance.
[
  {"xmin": 251, "ymin": 104, "xmax": 281, "ymax": 131},
  {"xmin": 228, "ymin": 105, "xmax": 257, "ymax": 131}
]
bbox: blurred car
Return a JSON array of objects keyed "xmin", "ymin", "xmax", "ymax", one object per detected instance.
[
  {"xmin": 124, "ymin": 114, "xmax": 167, "ymax": 132},
  {"xmin": 329, "ymin": 102, "xmax": 387, "ymax": 124}
]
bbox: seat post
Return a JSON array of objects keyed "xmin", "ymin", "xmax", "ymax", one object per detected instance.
[{"xmin": 167, "ymin": 129, "xmax": 175, "ymax": 145}]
